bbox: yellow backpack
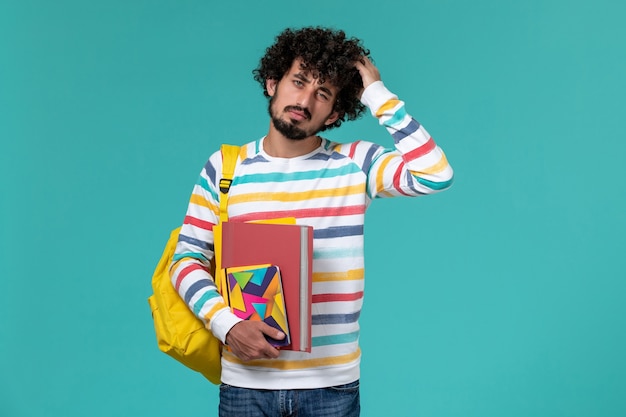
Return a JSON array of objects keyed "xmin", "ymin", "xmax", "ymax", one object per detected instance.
[{"xmin": 147, "ymin": 144, "xmax": 240, "ymax": 384}]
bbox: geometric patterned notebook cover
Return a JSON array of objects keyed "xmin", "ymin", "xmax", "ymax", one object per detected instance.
[{"xmin": 226, "ymin": 264, "xmax": 291, "ymax": 347}]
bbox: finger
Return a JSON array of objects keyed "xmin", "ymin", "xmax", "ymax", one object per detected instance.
[
  {"xmin": 259, "ymin": 322, "xmax": 285, "ymax": 340},
  {"xmin": 360, "ymin": 55, "xmax": 370, "ymax": 65},
  {"xmin": 263, "ymin": 346, "xmax": 280, "ymax": 359}
]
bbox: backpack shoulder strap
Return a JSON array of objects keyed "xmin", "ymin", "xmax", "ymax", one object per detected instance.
[{"xmin": 218, "ymin": 144, "xmax": 240, "ymax": 223}]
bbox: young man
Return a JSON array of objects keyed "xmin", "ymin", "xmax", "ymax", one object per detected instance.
[{"xmin": 171, "ymin": 27, "xmax": 453, "ymax": 416}]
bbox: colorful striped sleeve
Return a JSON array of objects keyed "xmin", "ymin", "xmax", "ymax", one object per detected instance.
[
  {"xmin": 359, "ymin": 81, "xmax": 454, "ymax": 198},
  {"xmin": 169, "ymin": 150, "xmax": 240, "ymax": 341}
]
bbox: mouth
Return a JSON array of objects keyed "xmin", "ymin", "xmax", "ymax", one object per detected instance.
[{"xmin": 285, "ymin": 107, "xmax": 310, "ymax": 122}]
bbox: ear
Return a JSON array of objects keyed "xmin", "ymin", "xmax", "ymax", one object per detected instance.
[
  {"xmin": 266, "ymin": 78, "xmax": 278, "ymax": 97},
  {"xmin": 324, "ymin": 110, "xmax": 340, "ymax": 126}
]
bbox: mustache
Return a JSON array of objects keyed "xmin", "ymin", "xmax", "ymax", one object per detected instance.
[{"xmin": 284, "ymin": 105, "xmax": 311, "ymax": 120}]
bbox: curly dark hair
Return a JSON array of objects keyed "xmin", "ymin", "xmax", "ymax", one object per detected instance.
[{"xmin": 253, "ymin": 26, "xmax": 371, "ymax": 131}]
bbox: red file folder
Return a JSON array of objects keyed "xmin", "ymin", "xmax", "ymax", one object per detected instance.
[{"xmin": 220, "ymin": 221, "xmax": 314, "ymax": 352}]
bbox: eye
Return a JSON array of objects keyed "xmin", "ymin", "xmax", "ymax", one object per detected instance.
[
  {"xmin": 317, "ymin": 91, "xmax": 329, "ymax": 101},
  {"xmin": 293, "ymin": 79, "xmax": 304, "ymax": 87}
]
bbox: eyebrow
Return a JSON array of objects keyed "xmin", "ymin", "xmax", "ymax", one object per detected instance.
[{"xmin": 294, "ymin": 72, "xmax": 335, "ymax": 97}]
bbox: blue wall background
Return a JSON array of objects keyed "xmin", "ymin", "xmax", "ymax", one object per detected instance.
[{"xmin": 2, "ymin": 1, "xmax": 625, "ymax": 416}]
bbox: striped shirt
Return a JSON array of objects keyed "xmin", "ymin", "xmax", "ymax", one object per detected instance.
[{"xmin": 170, "ymin": 81, "xmax": 453, "ymax": 389}]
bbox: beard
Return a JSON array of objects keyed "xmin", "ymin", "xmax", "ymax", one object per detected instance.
[
  {"xmin": 271, "ymin": 114, "xmax": 309, "ymax": 140},
  {"xmin": 268, "ymin": 95, "xmax": 325, "ymax": 141}
]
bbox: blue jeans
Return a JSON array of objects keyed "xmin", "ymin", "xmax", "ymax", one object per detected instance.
[{"xmin": 218, "ymin": 380, "xmax": 360, "ymax": 417}]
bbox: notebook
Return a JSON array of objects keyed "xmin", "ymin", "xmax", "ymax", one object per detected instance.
[{"xmin": 225, "ymin": 264, "xmax": 290, "ymax": 347}]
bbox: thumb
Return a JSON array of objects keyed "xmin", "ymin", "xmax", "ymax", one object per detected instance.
[{"xmin": 259, "ymin": 322, "xmax": 285, "ymax": 340}]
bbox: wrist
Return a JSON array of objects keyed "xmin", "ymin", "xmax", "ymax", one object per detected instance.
[
  {"xmin": 360, "ymin": 81, "xmax": 397, "ymax": 116},
  {"xmin": 210, "ymin": 309, "xmax": 243, "ymax": 344}
]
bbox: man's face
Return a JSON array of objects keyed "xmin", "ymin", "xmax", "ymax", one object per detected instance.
[{"xmin": 266, "ymin": 59, "xmax": 340, "ymax": 140}]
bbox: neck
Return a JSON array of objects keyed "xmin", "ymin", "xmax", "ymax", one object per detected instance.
[{"xmin": 264, "ymin": 125, "xmax": 321, "ymax": 158}]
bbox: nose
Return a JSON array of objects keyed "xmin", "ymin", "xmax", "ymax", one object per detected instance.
[{"xmin": 296, "ymin": 87, "xmax": 315, "ymax": 108}]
